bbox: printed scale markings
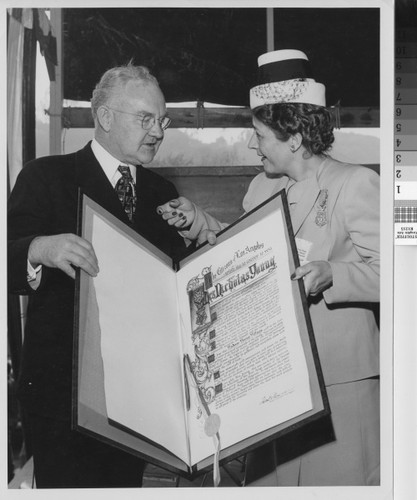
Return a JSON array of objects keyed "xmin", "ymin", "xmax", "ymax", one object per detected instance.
[{"xmin": 395, "ymin": 25, "xmax": 417, "ymax": 242}]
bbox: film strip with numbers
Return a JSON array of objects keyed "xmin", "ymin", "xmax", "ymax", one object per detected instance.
[{"xmin": 394, "ymin": 7, "xmax": 417, "ymax": 245}]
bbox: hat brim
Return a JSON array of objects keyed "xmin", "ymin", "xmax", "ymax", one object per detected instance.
[{"xmin": 250, "ymin": 79, "xmax": 326, "ymax": 109}]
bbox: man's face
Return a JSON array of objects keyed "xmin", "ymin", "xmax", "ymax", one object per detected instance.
[{"xmin": 106, "ymin": 80, "xmax": 167, "ymax": 165}]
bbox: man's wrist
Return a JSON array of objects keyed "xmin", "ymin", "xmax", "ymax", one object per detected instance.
[{"xmin": 28, "ymin": 236, "xmax": 42, "ymax": 268}]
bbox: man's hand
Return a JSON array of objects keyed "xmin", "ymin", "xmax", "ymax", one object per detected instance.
[
  {"xmin": 291, "ymin": 260, "xmax": 333, "ymax": 297},
  {"xmin": 28, "ymin": 234, "xmax": 99, "ymax": 280},
  {"xmin": 156, "ymin": 197, "xmax": 196, "ymax": 229}
]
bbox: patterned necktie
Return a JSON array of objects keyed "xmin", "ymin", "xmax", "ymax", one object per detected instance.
[{"xmin": 115, "ymin": 165, "xmax": 136, "ymax": 222}]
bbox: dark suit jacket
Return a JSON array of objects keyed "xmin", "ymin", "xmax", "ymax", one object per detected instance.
[{"xmin": 8, "ymin": 142, "xmax": 186, "ymax": 420}]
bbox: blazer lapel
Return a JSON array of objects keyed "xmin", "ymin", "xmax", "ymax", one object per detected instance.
[
  {"xmin": 289, "ymin": 177, "xmax": 321, "ymax": 236},
  {"xmin": 288, "ymin": 159, "xmax": 332, "ymax": 236}
]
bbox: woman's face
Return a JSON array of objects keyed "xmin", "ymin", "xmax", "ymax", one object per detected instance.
[{"xmin": 248, "ymin": 117, "xmax": 293, "ymax": 177}]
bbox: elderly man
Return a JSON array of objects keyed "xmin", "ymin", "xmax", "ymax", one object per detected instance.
[{"xmin": 8, "ymin": 64, "xmax": 185, "ymax": 488}]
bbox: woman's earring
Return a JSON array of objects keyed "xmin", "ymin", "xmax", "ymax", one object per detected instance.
[{"xmin": 290, "ymin": 145, "xmax": 296, "ymax": 153}]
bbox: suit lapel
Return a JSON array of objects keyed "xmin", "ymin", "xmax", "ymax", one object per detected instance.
[
  {"xmin": 132, "ymin": 165, "xmax": 162, "ymax": 234},
  {"xmin": 74, "ymin": 143, "xmax": 130, "ymax": 224}
]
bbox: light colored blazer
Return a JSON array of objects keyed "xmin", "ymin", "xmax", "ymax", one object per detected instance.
[{"xmin": 188, "ymin": 157, "xmax": 380, "ymax": 385}]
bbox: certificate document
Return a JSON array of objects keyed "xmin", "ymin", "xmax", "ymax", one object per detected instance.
[{"xmin": 74, "ymin": 190, "xmax": 329, "ymax": 478}]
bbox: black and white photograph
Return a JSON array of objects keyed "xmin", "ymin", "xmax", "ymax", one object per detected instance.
[{"xmin": 3, "ymin": 1, "xmax": 412, "ymax": 499}]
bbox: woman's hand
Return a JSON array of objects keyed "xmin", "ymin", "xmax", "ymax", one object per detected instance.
[
  {"xmin": 291, "ymin": 260, "xmax": 333, "ymax": 297},
  {"xmin": 156, "ymin": 197, "xmax": 196, "ymax": 229},
  {"xmin": 196, "ymin": 229, "xmax": 218, "ymax": 246}
]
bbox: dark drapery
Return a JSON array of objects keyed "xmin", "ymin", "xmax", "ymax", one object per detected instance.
[{"xmin": 63, "ymin": 7, "xmax": 379, "ymax": 108}]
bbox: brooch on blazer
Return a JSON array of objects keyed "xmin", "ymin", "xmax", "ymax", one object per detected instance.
[{"xmin": 315, "ymin": 189, "xmax": 328, "ymax": 227}]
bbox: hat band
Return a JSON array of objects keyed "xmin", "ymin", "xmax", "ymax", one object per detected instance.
[
  {"xmin": 257, "ymin": 58, "xmax": 313, "ymax": 85},
  {"xmin": 250, "ymin": 79, "xmax": 326, "ymax": 108}
]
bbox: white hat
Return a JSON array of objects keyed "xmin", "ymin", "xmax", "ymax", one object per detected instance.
[{"xmin": 250, "ymin": 49, "xmax": 326, "ymax": 109}]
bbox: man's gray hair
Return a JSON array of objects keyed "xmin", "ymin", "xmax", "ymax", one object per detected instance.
[{"xmin": 91, "ymin": 64, "xmax": 159, "ymax": 119}]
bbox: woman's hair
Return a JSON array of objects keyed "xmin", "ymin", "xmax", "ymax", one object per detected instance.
[
  {"xmin": 91, "ymin": 64, "xmax": 159, "ymax": 119},
  {"xmin": 253, "ymin": 103, "xmax": 335, "ymax": 156}
]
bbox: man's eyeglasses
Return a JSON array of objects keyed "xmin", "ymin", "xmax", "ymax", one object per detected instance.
[{"xmin": 107, "ymin": 107, "xmax": 171, "ymax": 130}]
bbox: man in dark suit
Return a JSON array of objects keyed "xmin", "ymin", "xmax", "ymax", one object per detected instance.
[{"xmin": 8, "ymin": 64, "xmax": 186, "ymax": 488}]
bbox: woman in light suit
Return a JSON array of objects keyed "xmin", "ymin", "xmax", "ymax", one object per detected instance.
[{"xmin": 158, "ymin": 49, "xmax": 380, "ymax": 486}]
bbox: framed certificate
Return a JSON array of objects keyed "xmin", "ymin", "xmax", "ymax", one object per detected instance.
[{"xmin": 73, "ymin": 189, "xmax": 329, "ymax": 479}]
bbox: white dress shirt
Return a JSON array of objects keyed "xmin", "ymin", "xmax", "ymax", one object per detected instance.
[{"xmin": 91, "ymin": 138, "xmax": 136, "ymax": 187}]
